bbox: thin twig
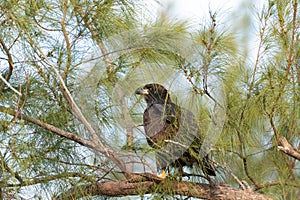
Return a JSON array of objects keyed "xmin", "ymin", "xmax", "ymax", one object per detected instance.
[
  {"xmin": 0, "ymin": 74, "xmax": 22, "ymax": 96},
  {"xmin": 60, "ymin": 0, "xmax": 72, "ymax": 80},
  {"xmin": 30, "ymin": 38, "xmax": 106, "ymax": 150},
  {"xmin": 0, "ymin": 35, "xmax": 15, "ymax": 93},
  {"xmin": 211, "ymin": 159, "xmax": 247, "ymax": 190},
  {"xmin": 164, "ymin": 140, "xmax": 189, "ymax": 149}
]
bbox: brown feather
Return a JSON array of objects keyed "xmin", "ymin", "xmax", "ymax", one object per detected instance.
[{"xmin": 136, "ymin": 83, "xmax": 216, "ymax": 176}]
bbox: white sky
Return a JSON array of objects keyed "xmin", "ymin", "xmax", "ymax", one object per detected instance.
[
  {"xmin": 153, "ymin": 0, "xmax": 265, "ymax": 62},
  {"xmin": 159, "ymin": 0, "xmax": 242, "ymax": 20},
  {"xmin": 158, "ymin": 0, "xmax": 264, "ymax": 19}
]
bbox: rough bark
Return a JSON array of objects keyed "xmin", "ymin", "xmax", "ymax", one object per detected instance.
[
  {"xmin": 54, "ymin": 173, "xmax": 273, "ymax": 200},
  {"xmin": 278, "ymin": 136, "xmax": 300, "ymax": 161}
]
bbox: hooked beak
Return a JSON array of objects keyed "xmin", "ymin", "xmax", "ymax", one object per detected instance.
[{"xmin": 135, "ymin": 88, "xmax": 149, "ymax": 95}]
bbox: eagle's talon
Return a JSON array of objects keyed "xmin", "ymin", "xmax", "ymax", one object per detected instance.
[{"xmin": 157, "ymin": 170, "xmax": 167, "ymax": 179}]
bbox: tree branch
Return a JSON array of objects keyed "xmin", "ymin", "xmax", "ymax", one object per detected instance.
[
  {"xmin": 60, "ymin": 0, "xmax": 72, "ymax": 80},
  {"xmin": 25, "ymin": 37, "xmax": 129, "ymax": 175},
  {"xmin": 0, "ymin": 73, "xmax": 21, "ymax": 96},
  {"xmin": 278, "ymin": 136, "xmax": 300, "ymax": 161},
  {"xmin": 0, "ymin": 105, "xmax": 95, "ymax": 149},
  {"xmin": 77, "ymin": 7, "xmax": 135, "ymax": 152},
  {"xmin": 55, "ymin": 174, "xmax": 273, "ymax": 200},
  {"xmin": 211, "ymin": 160, "xmax": 247, "ymax": 190},
  {"xmin": 0, "ymin": 172, "xmax": 95, "ymax": 187},
  {"xmin": 0, "ymin": 35, "xmax": 15, "ymax": 93},
  {"xmin": 0, "ymin": 105, "xmax": 128, "ymax": 177}
]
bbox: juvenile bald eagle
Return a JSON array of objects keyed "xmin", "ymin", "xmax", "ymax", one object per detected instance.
[{"xmin": 136, "ymin": 83, "xmax": 215, "ymax": 178}]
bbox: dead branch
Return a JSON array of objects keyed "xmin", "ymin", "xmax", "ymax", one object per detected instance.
[{"xmin": 278, "ymin": 136, "xmax": 300, "ymax": 161}]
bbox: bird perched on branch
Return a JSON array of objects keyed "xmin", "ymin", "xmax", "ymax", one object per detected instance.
[{"xmin": 135, "ymin": 83, "xmax": 216, "ymax": 178}]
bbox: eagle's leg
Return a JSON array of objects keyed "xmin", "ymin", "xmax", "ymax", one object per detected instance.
[
  {"xmin": 157, "ymin": 167, "xmax": 167, "ymax": 179},
  {"xmin": 177, "ymin": 165, "xmax": 184, "ymax": 180},
  {"xmin": 178, "ymin": 165, "xmax": 183, "ymax": 176}
]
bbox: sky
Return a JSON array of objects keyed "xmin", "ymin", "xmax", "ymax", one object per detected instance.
[
  {"xmin": 158, "ymin": 0, "xmax": 244, "ymax": 21},
  {"xmin": 153, "ymin": 0, "xmax": 265, "ymax": 63}
]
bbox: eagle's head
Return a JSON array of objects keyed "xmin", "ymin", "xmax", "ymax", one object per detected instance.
[{"xmin": 135, "ymin": 83, "xmax": 172, "ymax": 105}]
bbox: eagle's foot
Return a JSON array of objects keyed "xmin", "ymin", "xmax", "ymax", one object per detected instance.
[{"xmin": 157, "ymin": 169, "xmax": 167, "ymax": 179}]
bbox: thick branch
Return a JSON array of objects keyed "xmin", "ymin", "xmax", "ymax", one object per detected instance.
[
  {"xmin": 278, "ymin": 136, "xmax": 300, "ymax": 161},
  {"xmin": 55, "ymin": 177, "xmax": 273, "ymax": 200}
]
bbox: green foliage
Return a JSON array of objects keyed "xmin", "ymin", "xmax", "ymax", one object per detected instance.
[{"xmin": 0, "ymin": 0, "xmax": 299, "ymax": 199}]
